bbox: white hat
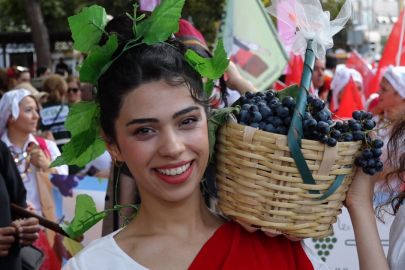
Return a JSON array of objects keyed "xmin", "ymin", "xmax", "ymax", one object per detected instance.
[
  {"xmin": 331, "ymin": 67, "xmax": 351, "ymax": 110},
  {"xmin": 12, "ymin": 83, "xmax": 48, "ymax": 102},
  {"xmin": 330, "ymin": 67, "xmax": 363, "ymax": 110},
  {"xmin": 383, "ymin": 65, "xmax": 405, "ymax": 98},
  {"xmin": 0, "ymin": 89, "xmax": 32, "ymax": 135},
  {"xmin": 349, "ymin": 69, "xmax": 363, "ymax": 86}
]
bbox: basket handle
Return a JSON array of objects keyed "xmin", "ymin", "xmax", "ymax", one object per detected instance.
[
  {"xmin": 287, "ymin": 40, "xmax": 319, "ymax": 194},
  {"xmin": 287, "ymin": 40, "xmax": 348, "ymax": 200}
]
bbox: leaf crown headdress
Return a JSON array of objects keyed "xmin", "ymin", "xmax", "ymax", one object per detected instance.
[{"xmin": 51, "ymin": 0, "xmax": 230, "ymax": 168}]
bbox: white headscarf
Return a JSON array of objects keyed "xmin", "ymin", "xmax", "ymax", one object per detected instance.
[
  {"xmin": 349, "ymin": 69, "xmax": 363, "ymax": 86},
  {"xmin": 383, "ymin": 65, "xmax": 405, "ymax": 98},
  {"xmin": 330, "ymin": 66, "xmax": 363, "ymax": 110},
  {"xmin": 0, "ymin": 89, "xmax": 32, "ymax": 135},
  {"xmin": 331, "ymin": 67, "xmax": 350, "ymax": 110}
]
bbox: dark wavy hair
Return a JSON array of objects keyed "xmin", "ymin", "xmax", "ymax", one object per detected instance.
[
  {"xmin": 375, "ymin": 113, "xmax": 405, "ymax": 219},
  {"xmin": 97, "ymin": 13, "xmax": 209, "ymax": 145}
]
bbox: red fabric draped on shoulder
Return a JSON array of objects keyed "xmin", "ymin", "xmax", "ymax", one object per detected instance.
[
  {"xmin": 189, "ymin": 221, "xmax": 314, "ymax": 270},
  {"xmin": 35, "ymin": 137, "xmax": 51, "ymax": 159}
]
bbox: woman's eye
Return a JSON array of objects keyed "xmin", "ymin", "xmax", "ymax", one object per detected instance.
[
  {"xmin": 134, "ymin": 127, "xmax": 153, "ymax": 135},
  {"xmin": 181, "ymin": 117, "xmax": 198, "ymax": 126}
]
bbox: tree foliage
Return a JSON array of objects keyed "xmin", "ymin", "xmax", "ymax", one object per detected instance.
[{"xmin": 0, "ymin": 0, "xmax": 350, "ymax": 51}]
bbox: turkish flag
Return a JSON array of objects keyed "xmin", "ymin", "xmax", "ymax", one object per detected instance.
[
  {"xmin": 333, "ymin": 78, "xmax": 365, "ymax": 119},
  {"xmin": 369, "ymin": 9, "xmax": 405, "ymax": 94},
  {"xmin": 345, "ymin": 50, "xmax": 374, "ymax": 99},
  {"xmin": 285, "ymin": 52, "xmax": 303, "ymax": 86}
]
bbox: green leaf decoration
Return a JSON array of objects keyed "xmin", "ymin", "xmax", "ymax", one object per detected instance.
[
  {"xmin": 68, "ymin": 5, "xmax": 108, "ymax": 53},
  {"xmin": 60, "ymin": 194, "xmax": 107, "ymax": 239},
  {"xmin": 136, "ymin": 19, "xmax": 150, "ymax": 39},
  {"xmin": 141, "ymin": 0, "xmax": 185, "ymax": 45},
  {"xmin": 276, "ymin": 84, "xmax": 299, "ymax": 102},
  {"xmin": 185, "ymin": 39, "xmax": 230, "ymax": 80},
  {"xmin": 208, "ymin": 106, "xmax": 240, "ymax": 163},
  {"xmin": 50, "ymin": 102, "xmax": 106, "ymax": 167},
  {"xmin": 77, "ymin": 34, "xmax": 118, "ymax": 84},
  {"xmin": 204, "ymin": 79, "xmax": 214, "ymax": 99},
  {"xmin": 128, "ymin": 3, "xmax": 140, "ymax": 36}
]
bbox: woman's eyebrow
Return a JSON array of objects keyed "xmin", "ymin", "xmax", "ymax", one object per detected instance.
[
  {"xmin": 125, "ymin": 106, "xmax": 200, "ymax": 126},
  {"xmin": 126, "ymin": 118, "xmax": 159, "ymax": 126},
  {"xmin": 172, "ymin": 106, "xmax": 200, "ymax": 119}
]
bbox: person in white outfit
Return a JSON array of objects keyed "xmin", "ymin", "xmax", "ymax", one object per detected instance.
[
  {"xmin": 0, "ymin": 89, "xmax": 68, "ymax": 216},
  {"xmin": 345, "ymin": 66, "xmax": 405, "ymax": 270}
]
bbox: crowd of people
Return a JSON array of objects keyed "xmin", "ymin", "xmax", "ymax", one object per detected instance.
[
  {"xmin": 1, "ymin": 2, "xmax": 405, "ymax": 270},
  {"xmin": 0, "ymin": 62, "xmax": 115, "ymax": 268}
]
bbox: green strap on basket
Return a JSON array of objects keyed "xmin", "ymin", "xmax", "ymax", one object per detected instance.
[{"xmin": 287, "ymin": 40, "xmax": 347, "ymax": 200}]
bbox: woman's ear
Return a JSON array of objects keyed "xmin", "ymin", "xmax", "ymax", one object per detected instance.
[
  {"xmin": 7, "ymin": 114, "xmax": 15, "ymax": 125},
  {"xmin": 101, "ymin": 129, "xmax": 124, "ymax": 161}
]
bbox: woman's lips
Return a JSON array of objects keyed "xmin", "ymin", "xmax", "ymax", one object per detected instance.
[
  {"xmin": 153, "ymin": 161, "xmax": 194, "ymax": 185},
  {"xmin": 155, "ymin": 160, "xmax": 191, "ymax": 169}
]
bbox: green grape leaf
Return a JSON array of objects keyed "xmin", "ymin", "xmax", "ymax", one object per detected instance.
[
  {"xmin": 208, "ymin": 106, "xmax": 240, "ymax": 163},
  {"xmin": 140, "ymin": 0, "xmax": 185, "ymax": 45},
  {"xmin": 185, "ymin": 39, "xmax": 230, "ymax": 80},
  {"xmin": 276, "ymin": 83, "xmax": 299, "ymax": 102},
  {"xmin": 64, "ymin": 102, "xmax": 100, "ymax": 139},
  {"xmin": 136, "ymin": 19, "xmax": 150, "ymax": 39},
  {"xmin": 72, "ymin": 139, "xmax": 106, "ymax": 167},
  {"xmin": 68, "ymin": 5, "xmax": 107, "ymax": 53},
  {"xmin": 77, "ymin": 34, "xmax": 118, "ymax": 84},
  {"xmin": 60, "ymin": 194, "xmax": 107, "ymax": 239},
  {"xmin": 50, "ymin": 102, "xmax": 105, "ymax": 167},
  {"xmin": 204, "ymin": 79, "xmax": 214, "ymax": 99}
]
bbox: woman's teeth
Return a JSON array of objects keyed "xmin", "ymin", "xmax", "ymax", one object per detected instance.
[{"xmin": 156, "ymin": 162, "xmax": 191, "ymax": 176}]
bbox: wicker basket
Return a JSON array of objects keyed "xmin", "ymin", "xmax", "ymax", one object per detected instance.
[{"xmin": 215, "ymin": 121, "xmax": 362, "ymax": 238}]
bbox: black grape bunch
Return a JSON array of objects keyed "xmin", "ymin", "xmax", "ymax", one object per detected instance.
[
  {"xmin": 238, "ymin": 90, "xmax": 294, "ymax": 136},
  {"xmin": 236, "ymin": 91, "xmax": 386, "ymax": 176}
]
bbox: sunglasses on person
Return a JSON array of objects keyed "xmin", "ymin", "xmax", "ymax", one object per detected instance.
[{"xmin": 68, "ymin": 88, "xmax": 79, "ymax": 93}]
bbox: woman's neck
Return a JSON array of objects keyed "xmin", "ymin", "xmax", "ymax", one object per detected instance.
[
  {"xmin": 128, "ymin": 188, "xmax": 222, "ymax": 236},
  {"xmin": 7, "ymin": 128, "xmax": 30, "ymax": 150}
]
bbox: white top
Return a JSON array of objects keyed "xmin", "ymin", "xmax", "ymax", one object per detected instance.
[
  {"xmin": 62, "ymin": 228, "xmax": 327, "ymax": 270},
  {"xmin": 388, "ymin": 204, "xmax": 405, "ymax": 270},
  {"xmin": 1, "ymin": 131, "xmax": 68, "ymax": 216},
  {"xmin": 62, "ymin": 229, "xmax": 148, "ymax": 270},
  {"xmin": 80, "ymin": 150, "xmax": 111, "ymax": 174}
]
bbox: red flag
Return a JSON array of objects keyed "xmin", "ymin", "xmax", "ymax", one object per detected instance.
[
  {"xmin": 285, "ymin": 52, "xmax": 303, "ymax": 86},
  {"xmin": 369, "ymin": 9, "xmax": 405, "ymax": 94},
  {"xmin": 345, "ymin": 50, "xmax": 374, "ymax": 99},
  {"xmin": 334, "ymin": 78, "xmax": 365, "ymax": 119},
  {"xmin": 274, "ymin": 80, "xmax": 286, "ymax": 91}
]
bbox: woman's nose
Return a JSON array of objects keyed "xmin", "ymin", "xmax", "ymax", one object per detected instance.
[
  {"xmin": 158, "ymin": 128, "xmax": 186, "ymax": 158},
  {"xmin": 33, "ymin": 110, "xmax": 39, "ymax": 119}
]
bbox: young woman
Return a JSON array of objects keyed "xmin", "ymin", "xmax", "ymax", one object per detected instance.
[
  {"xmin": 62, "ymin": 13, "xmax": 327, "ymax": 270},
  {"xmin": 66, "ymin": 75, "xmax": 82, "ymax": 105},
  {"xmin": 0, "ymin": 89, "xmax": 68, "ymax": 217},
  {"xmin": 344, "ymin": 66, "xmax": 405, "ymax": 270},
  {"xmin": 372, "ymin": 66, "xmax": 405, "ymax": 188},
  {"xmin": 40, "ymin": 74, "xmax": 70, "ymax": 150},
  {"xmin": 16, "ymin": 67, "xmax": 31, "ymax": 85}
]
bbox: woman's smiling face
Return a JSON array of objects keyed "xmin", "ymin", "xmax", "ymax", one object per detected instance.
[{"xmin": 106, "ymin": 80, "xmax": 209, "ymax": 203}]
